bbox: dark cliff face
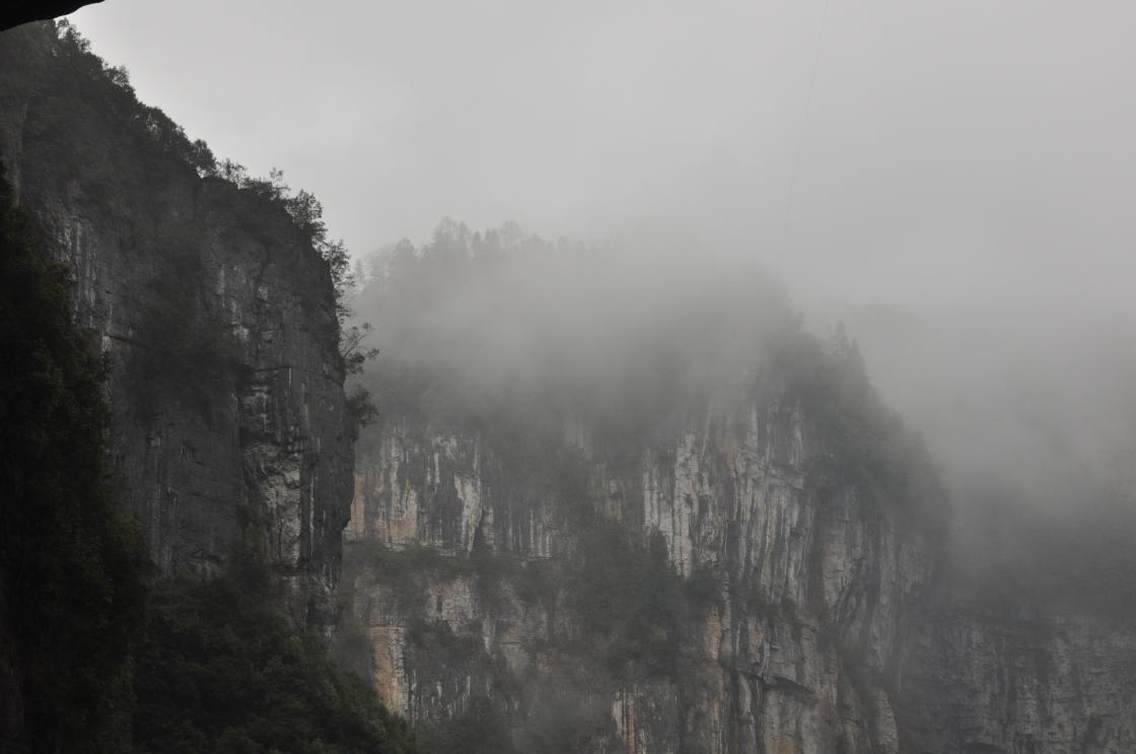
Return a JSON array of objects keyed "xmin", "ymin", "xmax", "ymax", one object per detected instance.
[{"xmin": 0, "ymin": 22, "xmax": 353, "ymax": 623}]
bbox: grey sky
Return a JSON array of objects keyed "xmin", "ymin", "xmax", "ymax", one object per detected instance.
[{"xmin": 71, "ymin": 0, "xmax": 1136, "ymax": 309}]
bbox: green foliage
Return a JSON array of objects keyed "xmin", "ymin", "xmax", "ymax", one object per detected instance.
[
  {"xmin": 0, "ymin": 167, "xmax": 147, "ymax": 751},
  {"xmin": 330, "ymin": 609, "xmax": 376, "ymax": 683},
  {"xmin": 479, "ymin": 414, "xmax": 594, "ymax": 519},
  {"xmin": 426, "ymin": 695, "xmax": 516, "ymax": 754},
  {"xmin": 1, "ymin": 23, "xmax": 408, "ymax": 752},
  {"xmin": 345, "ymin": 385, "xmax": 381, "ymax": 440},
  {"xmin": 767, "ymin": 327, "xmax": 947, "ymax": 522},
  {"xmin": 133, "ymin": 573, "xmax": 423, "ymax": 754},
  {"xmin": 46, "ymin": 20, "xmax": 364, "ymax": 338},
  {"xmin": 33, "ymin": 21, "xmax": 382, "ymax": 429},
  {"xmin": 354, "ymin": 216, "xmax": 944, "ymax": 524},
  {"xmin": 0, "ymin": 165, "xmax": 418, "ymax": 752},
  {"xmin": 49, "ymin": 20, "xmax": 215, "ymax": 181},
  {"xmin": 567, "ymin": 525, "xmax": 688, "ymax": 679},
  {"xmin": 342, "ymin": 322, "xmax": 381, "ymax": 376}
]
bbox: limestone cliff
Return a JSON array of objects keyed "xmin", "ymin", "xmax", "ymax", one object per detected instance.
[
  {"xmin": 346, "ymin": 371, "xmax": 1136, "ymax": 753},
  {"xmin": 897, "ymin": 598, "xmax": 1136, "ymax": 753},
  {"xmin": 342, "ymin": 229, "xmax": 1136, "ymax": 753},
  {"xmin": 0, "ymin": 22, "xmax": 353, "ymax": 623},
  {"xmin": 343, "ymin": 336, "xmax": 952, "ymax": 753}
]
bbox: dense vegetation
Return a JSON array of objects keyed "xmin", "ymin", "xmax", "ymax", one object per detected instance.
[
  {"xmin": 3, "ymin": 20, "xmax": 370, "ymax": 376},
  {"xmin": 339, "ymin": 218, "xmax": 951, "ymax": 747},
  {"xmin": 134, "ymin": 566, "xmax": 420, "ymax": 754},
  {"xmin": 352, "ymin": 220, "xmax": 797, "ymax": 439},
  {"xmin": 0, "ymin": 165, "xmax": 423, "ymax": 751},
  {"xmin": 766, "ymin": 324, "xmax": 947, "ymax": 522},
  {"xmin": 0, "ymin": 22, "xmax": 409, "ymax": 751},
  {"xmin": 344, "ymin": 528, "xmax": 699, "ymax": 752},
  {"xmin": 0, "ymin": 167, "xmax": 146, "ymax": 752},
  {"xmin": 352, "ymin": 218, "xmax": 943, "ymax": 519}
]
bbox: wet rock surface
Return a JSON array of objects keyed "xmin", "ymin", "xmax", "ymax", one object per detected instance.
[
  {"xmin": 347, "ymin": 391, "xmax": 1136, "ymax": 752},
  {"xmin": 346, "ymin": 395, "xmax": 942, "ymax": 752},
  {"xmin": 0, "ymin": 23, "xmax": 353, "ymax": 624}
]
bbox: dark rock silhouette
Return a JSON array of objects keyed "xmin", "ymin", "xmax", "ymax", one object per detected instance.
[{"xmin": 1, "ymin": 1, "xmax": 103, "ymax": 32}]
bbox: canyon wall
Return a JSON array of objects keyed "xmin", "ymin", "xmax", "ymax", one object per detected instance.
[
  {"xmin": 347, "ymin": 396, "xmax": 1136, "ymax": 753},
  {"xmin": 898, "ymin": 601, "xmax": 1136, "ymax": 753},
  {"xmin": 344, "ymin": 337, "xmax": 1136, "ymax": 753},
  {"xmin": 0, "ymin": 22, "xmax": 353, "ymax": 623},
  {"xmin": 345, "ymin": 378, "xmax": 945, "ymax": 753},
  {"xmin": 4, "ymin": 19, "xmax": 1133, "ymax": 753}
]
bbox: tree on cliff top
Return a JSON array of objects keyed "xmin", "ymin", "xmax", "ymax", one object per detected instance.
[{"xmin": 42, "ymin": 20, "xmax": 381, "ymax": 432}]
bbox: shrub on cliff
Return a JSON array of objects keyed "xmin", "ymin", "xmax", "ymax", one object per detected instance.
[
  {"xmin": 568, "ymin": 524, "xmax": 688, "ymax": 679},
  {"xmin": 132, "ymin": 572, "xmax": 422, "ymax": 754},
  {"xmin": 767, "ymin": 325, "xmax": 948, "ymax": 523},
  {"xmin": 42, "ymin": 20, "xmax": 378, "ymax": 390}
]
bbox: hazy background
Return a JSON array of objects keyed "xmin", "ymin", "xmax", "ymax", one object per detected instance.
[
  {"xmin": 70, "ymin": 0, "xmax": 1136, "ymax": 592},
  {"xmin": 71, "ymin": 0, "xmax": 1136, "ymax": 309}
]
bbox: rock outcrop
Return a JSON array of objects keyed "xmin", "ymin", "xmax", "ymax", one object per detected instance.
[
  {"xmin": 343, "ymin": 327, "xmax": 1136, "ymax": 751},
  {"xmin": 347, "ymin": 389, "xmax": 1136, "ymax": 753},
  {"xmin": 0, "ymin": 22, "xmax": 353, "ymax": 623},
  {"xmin": 345, "ymin": 377, "xmax": 945, "ymax": 752},
  {"xmin": 898, "ymin": 601, "xmax": 1136, "ymax": 753},
  {"xmin": 6, "ymin": 19, "xmax": 1132, "ymax": 753}
]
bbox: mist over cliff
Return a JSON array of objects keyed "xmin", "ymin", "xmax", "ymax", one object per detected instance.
[
  {"xmin": 348, "ymin": 211, "xmax": 1136, "ymax": 621},
  {"xmin": 341, "ymin": 221, "xmax": 951, "ymax": 753},
  {"xmin": 356, "ymin": 223, "xmax": 794, "ymax": 418},
  {"xmin": 337, "ymin": 218, "xmax": 1136, "ymax": 752},
  {"xmin": 816, "ymin": 301, "xmax": 1136, "ymax": 617},
  {"xmin": 65, "ymin": 0, "xmax": 1136, "ymax": 600},
  {"xmin": 4, "ymin": 1, "xmax": 1136, "ymax": 752}
]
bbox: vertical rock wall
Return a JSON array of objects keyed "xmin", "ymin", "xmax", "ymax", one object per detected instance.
[
  {"xmin": 0, "ymin": 23, "xmax": 353, "ymax": 622},
  {"xmin": 346, "ymin": 391, "xmax": 936, "ymax": 753},
  {"xmin": 346, "ymin": 384, "xmax": 1136, "ymax": 753},
  {"xmin": 898, "ymin": 604, "xmax": 1136, "ymax": 753}
]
